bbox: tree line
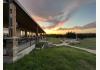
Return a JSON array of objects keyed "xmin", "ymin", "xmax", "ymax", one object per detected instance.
[{"xmin": 46, "ymin": 32, "xmax": 96, "ymax": 39}]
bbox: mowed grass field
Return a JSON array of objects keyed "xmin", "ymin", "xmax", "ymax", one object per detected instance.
[
  {"xmin": 4, "ymin": 47, "xmax": 96, "ymax": 70},
  {"xmin": 47, "ymin": 37, "xmax": 62, "ymax": 44},
  {"xmin": 70, "ymin": 38, "xmax": 96, "ymax": 50}
]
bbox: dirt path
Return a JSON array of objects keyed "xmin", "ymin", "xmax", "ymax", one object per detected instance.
[
  {"xmin": 50, "ymin": 40, "xmax": 96, "ymax": 54},
  {"xmin": 67, "ymin": 44, "xmax": 96, "ymax": 54}
]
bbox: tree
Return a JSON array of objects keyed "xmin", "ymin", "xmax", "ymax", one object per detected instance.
[{"xmin": 66, "ymin": 32, "xmax": 76, "ymax": 39}]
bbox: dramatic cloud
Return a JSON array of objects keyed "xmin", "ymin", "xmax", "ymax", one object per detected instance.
[
  {"xmin": 58, "ymin": 22, "xmax": 96, "ymax": 30},
  {"xmin": 18, "ymin": 0, "xmax": 95, "ymax": 30},
  {"xmin": 82, "ymin": 21, "xmax": 96, "ymax": 28}
]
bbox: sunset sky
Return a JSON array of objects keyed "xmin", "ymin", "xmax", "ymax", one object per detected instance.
[{"xmin": 17, "ymin": 0, "xmax": 96, "ymax": 34}]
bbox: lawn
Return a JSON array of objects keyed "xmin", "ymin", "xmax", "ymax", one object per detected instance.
[
  {"xmin": 47, "ymin": 37, "xmax": 62, "ymax": 44},
  {"xmin": 4, "ymin": 47, "xmax": 96, "ymax": 70},
  {"xmin": 70, "ymin": 38, "xmax": 96, "ymax": 50}
]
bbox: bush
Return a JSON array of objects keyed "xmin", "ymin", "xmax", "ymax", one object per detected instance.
[{"xmin": 35, "ymin": 42, "xmax": 45, "ymax": 48}]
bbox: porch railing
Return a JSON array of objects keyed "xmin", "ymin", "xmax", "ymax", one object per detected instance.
[{"xmin": 3, "ymin": 37, "xmax": 36, "ymax": 56}]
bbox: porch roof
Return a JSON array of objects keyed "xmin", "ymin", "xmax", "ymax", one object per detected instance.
[{"xmin": 3, "ymin": 0, "xmax": 45, "ymax": 33}]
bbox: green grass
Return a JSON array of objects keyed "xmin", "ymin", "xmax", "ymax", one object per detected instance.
[
  {"xmin": 70, "ymin": 38, "xmax": 96, "ymax": 50},
  {"xmin": 47, "ymin": 37, "xmax": 62, "ymax": 44},
  {"xmin": 4, "ymin": 47, "xmax": 96, "ymax": 70}
]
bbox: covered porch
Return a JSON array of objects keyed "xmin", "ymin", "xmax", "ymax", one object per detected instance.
[{"xmin": 3, "ymin": 0, "xmax": 46, "ymax": 63}]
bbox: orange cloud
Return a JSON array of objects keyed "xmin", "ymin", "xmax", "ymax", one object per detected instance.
[{"xmin": 32, "ymin": 16, "xmax": 47, "ymax": 22}]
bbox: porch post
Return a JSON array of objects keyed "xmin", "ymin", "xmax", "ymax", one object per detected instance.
[
  {"xmin": 25, "ymin": 30, "xmax": 27, "ymax": 37},
  {"xmin": 36, "ymin": 25, "xmax": 39, "ymax": 43},
  {"xmin": 7, "ymin": 0, "xmax": 18, "ymax": 62}
]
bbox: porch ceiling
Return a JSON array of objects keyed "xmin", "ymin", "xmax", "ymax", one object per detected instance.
[{"xmin": 3, "ymin": 1, "xmax": 45, "ymax": 33}]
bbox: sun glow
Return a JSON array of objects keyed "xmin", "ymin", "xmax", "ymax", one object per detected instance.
[{"xmin": 44, "ymin": 28, "xmax": 96, "ymax": 34}]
